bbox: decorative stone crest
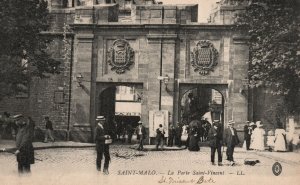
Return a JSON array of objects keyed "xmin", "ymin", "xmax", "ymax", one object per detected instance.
[
  {"xmin": 191, "ymin": 40, "xmax": 219, "ymax": 75},
  {"xmin": 107, "ymin": 39, "xmax": 134, "ymax": 74}
]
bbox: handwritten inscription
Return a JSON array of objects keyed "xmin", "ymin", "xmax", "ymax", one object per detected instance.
[{"xmin": 158, "ymin": 176, "xmax": 216, "ymax": 184}]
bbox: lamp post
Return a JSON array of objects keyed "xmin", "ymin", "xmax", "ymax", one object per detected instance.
[{"xmin": 76, "ymin": 73, "xmax": 84, "ymax": 87}]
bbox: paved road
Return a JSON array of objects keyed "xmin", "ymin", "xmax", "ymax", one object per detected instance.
[{"xmin": 0, "ymin": 145, "xmax": 299, "ymax": 185}]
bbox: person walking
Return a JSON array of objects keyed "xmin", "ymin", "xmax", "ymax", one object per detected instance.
[
  {"xmin": 175, "ymin": 122, "xmax": 182, "ymax": 147},
  {"xmin": 182, "ymin": 124, "xmax": 190, "ymax": 149},
  {"xmin": 44, "ymin": 116, "xmax": 55, "ymax": 143},
  {"xmin": 94, "ymin": 116, "xmax": 111, "ymax": 175},
  {"xmin": 188, "ymin": 125, "xmax": 200, "ymax": 151},
  {"xmin": 156, "ymin": 124, "xmax": 165, "ymax": 150},
  {"xmin": 168, "ymin": 124, "xmax": 175, "ymax": 147},
  {"xmin": 208, "ymin": 121, "xmax": 223, "ymax": 166},
  {"xmin": 136, "ymin": 121, "xmax": 146, "ymax": 151},
  {"xmin": 274, "ymin": 124, "xmax": 287, "ymax": 152},
  {"xmin": 14, "ymin": 115, "xmax": 35, "ymax": 174},
  {"xmin": 244, "ymin": 121, "xmax": 253, "ymax": 150},
  {"xmin": 224, "ymin": 120, "xmax": 240, "ymax": 166},
  {"xmin": 126, "ymin": 123, "xmax": 133, "ymax": 144},
  {"xmin": 250, "ymin": 121, "xmax": 265, "ymax": 151},
  {"xmin": 203, "ymin": 119, "xmax": 211, "ymax": 141}
]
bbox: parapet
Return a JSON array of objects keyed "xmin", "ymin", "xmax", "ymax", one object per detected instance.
[
  {"xmin": 134, "ymin": 4, "xmax": 198, "ymax": 24},
  {"xmin": 74, "ymin": 4, "xmax": 119, "ymax": 24}
]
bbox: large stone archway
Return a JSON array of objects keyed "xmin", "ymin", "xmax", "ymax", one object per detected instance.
[
  {"xmin": 178, "ymin": 83, "xmax": 228, "ymax": 128},
  {"xmin": 92, "ymin": 82, "xmax": 144, "ymax": 134}
]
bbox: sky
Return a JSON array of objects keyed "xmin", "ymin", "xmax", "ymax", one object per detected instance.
[{"xmin": 160, "ymin": 0, "xmax": 219, "ymax": 22}]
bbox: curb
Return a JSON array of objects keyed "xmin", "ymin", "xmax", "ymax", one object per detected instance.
[
  {"xmin": 0, "ymin": 145, "xmax": 95, "ymax": 153},
  {"xmin": 254, "ymin": 152, "xmax": 300, "ymax": 166}
]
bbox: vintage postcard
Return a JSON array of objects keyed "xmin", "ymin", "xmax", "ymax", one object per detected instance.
[{"xmin": 0, "ymin": 0, "xmax": 299, "ymax": 185}]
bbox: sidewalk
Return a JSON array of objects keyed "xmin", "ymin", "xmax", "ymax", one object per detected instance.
[
  {"xmin": 1, "ymin": 139, "xmax": 299, "ymax": 165},
  {"xmin": 0, "ymin": 139, "xmax": 185, "ymax": 151},
  {"xmin": 0, "ymin": 139, "xmax": 95, "ymax": 152}
]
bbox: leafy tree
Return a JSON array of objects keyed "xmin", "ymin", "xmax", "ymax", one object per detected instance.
[
  {"xmin": 0, "ymin": 0, "xmax": 60, "ymax": 99},
  {"xmin": 234, "ymin": 0, "xmax": 300, "ymax": 114}
]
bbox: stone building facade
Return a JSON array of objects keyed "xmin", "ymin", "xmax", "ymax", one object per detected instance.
[{"xmin": 2, "ymin": 0, "xmax": 285, "ymax": 142}]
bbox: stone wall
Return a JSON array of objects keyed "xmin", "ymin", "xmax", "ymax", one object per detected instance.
[
  {"xmin": 0, "ymin": 2, "xmax": 252, "ymax": 143},
  {"xmin": 0, "ymin": 9, "xmax": 75, "ymax": 141}
]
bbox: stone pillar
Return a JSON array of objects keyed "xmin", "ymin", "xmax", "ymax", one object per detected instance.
[
  {"xmin": 70, "ymin": 33, "xmax": 94, "ymax": 142},
  {"xmin": 229, "ymin": 36, "xmax": 249, "ymax": 131},
  {"xmin": 144, "ymin": 39, "xmax": 161, "ymax": 121},
  {"xmin": 173, "ymin": 38, "xmax": 182, "ymax": 125},
  {"xmin": 161, "ymin": 39, "xmax": 176, "ymax": 123}
]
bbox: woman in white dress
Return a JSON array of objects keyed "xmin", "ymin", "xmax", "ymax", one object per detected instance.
[
  {"xmin": 250, "ymin": 121, "xmax": 265, "ymax": 151},
  {"xmin": 274, "ymin": 125, "xmax": 287, "ymax": 152}
]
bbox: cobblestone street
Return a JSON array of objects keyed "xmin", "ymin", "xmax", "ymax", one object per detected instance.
[{"xmin": 0, "ymin": 145, "xmax": 299, "ymax": 185}]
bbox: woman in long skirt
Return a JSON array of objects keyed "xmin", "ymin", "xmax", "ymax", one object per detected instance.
[
  {"xmin": 250, "ymin": 121, "xmax": 265, "ymax": 151},
  {"xmin": 188, "ymin": 126, "xmax": 200, "ymax": 151},
  {"xmin": 274, "ymin": 125, "xmax": 287, "ymax": 152}
]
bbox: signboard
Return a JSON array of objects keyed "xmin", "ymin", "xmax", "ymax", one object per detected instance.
[
  {"xmin": 149, "ymin": 110, "xmax": 169, "ymax": 137},
  {"xmin": 115, "ymin": 102, "xmax": 141, "ymax": 116}
]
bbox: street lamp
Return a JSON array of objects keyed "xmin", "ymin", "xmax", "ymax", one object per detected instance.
[
  {"xmin": 163, "ymin": 74, "xmax": 170, "ymax": 91},
  {"xmin": 158, "ymin": 74, "xmax": 170, "ymax": 91},
  {"xmin": 76, "ymin": 73, "xmax": 83, "ymax": 87}
]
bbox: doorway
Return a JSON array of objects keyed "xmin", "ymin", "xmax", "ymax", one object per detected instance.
[
  {"xmin": 179, "ymin": 85, "xmax": 225, "ymax": 144},
  {"xmin": 97, "ymin": 84, "xmax": 143, "ymax": 143}
]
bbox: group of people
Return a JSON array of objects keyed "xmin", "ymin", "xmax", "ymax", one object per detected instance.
[
  {"xmin": 113, "ymin": 120, "xmax": 135, "ymax": 144},
  {"xmin": 183, "ymin": 119, "xmax": 240, "ymax": 166},
  {"xmin": 0, "ymin": 112, "xmax": 54, "ymax": 143},
  {"xmin": 0, "ymin": 112, "xmax": 18, "ymax": 140},
  {"xmin": 0, "ymin": 113, "xmax": 56, "ymax": 175},
  {"xmin": 244, "ymin": 121, "xmax": 287, "ymax": 152},
  {"xmin": 6, "ymin": 112, "xmax": 292, "ymax": 176},
  {"xmin": 0, "ymin": 115, "xmax": 37, "ymax": 174}
]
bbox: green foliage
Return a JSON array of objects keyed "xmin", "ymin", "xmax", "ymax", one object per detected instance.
[
  {"xmin": 235, "ymin": 0, "xmax": 300, "ymax": 113},
  {"xmin": 0, "ymin": 0, "xmax": 61, "ymax": 99}
]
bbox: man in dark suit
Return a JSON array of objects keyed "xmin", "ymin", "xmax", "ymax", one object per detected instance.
[
  {"xmin": 244, "ymin": 121, "xmax": 253, "ymax": 150},
  {"xmin": 15, "ymin": 115, "xmax": 35, "ymax": 174},
  {"xmin": 208, "ymin": 121, "xmax": 223, "ymax": 166},
  {"xmin": 95, "ymin": 116, "xmax": 111, "ymax": 174},
  {"xmin": 168, "ymin": 124, "xmax": 175, "ymax": 147},
  {"xmin": 126, "ymin": 123, "xmax": 133, "ymax": 144},
  {"xmin": 156, "ymin": 124, "xmax": 165, "ymax": 150},
  {"xmin": 44, "ymin": 116, "xmax": 55, "ymax": 143},
  {"xmin": 224, "ymin": 120, "xmax": 240, "ymax": 166},
  {"xmin": 136, "ymin": 121, "xmax": 146, "ymax": 151},
  {"xmin": 175, "ymin": 122, "xmax": 182, "ymax": 147}
]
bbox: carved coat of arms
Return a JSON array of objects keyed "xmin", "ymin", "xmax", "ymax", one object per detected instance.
[
  {"xmin": 107, "ymin": 40, "xmax": 134, "ymax": 74},
  {"xmin": 191, "ymin": 40, "xmax": 219, "ymax": 75}
]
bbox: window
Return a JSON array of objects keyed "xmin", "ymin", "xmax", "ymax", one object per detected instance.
[{"xmin": 54, "ymin": 91, "xmax": 65, "ymax": 104}]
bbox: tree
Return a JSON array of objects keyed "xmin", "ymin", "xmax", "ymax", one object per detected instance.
[
  {"xmin": 0, "ymin": 0, "xmax": 60, "ymax": 99},
  {"xmin": 234, "ymin": 0, "xmax": 300, "ymax": 114}
]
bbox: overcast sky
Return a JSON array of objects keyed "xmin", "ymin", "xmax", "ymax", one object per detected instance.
[{"xmin": 160, "ymin": 0, "xmax": 219, "ymax": 22}]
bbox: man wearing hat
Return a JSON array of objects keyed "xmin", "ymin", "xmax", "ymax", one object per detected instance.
[
  {"xmin": 94, "ymin": 116, "xmax": 111, "ymax": 174},
  {"xmin": 208, "ymin": 121, "xmax": 223, "ymax": 166},
  {"xmin": 135, "ymin": 120, "xmax": 146, "ymax": 150},
  {"xmin": 44, "ymin": 116, "xmax": 55, "ymax": 143},
  {"xmin": 15, "ymin": 115, "xmax": 35, "ymax": 174},
  {"xmin": 244, "ymin": 121, "xmax": 254, "ymax": 150},
  {"xmin": 175, "ymin": 122, "xmax": 182, "ymax": 147},
  {"xmin": 224, "ymin": 120, "xmax": 240, "ymax": 166}
]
